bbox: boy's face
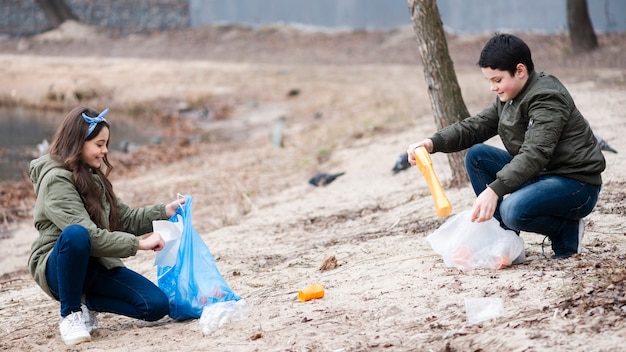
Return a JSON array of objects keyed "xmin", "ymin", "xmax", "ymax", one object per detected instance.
[{"xmin": 481, "ymin": 64, "xmax": 528, "ymax": 103}]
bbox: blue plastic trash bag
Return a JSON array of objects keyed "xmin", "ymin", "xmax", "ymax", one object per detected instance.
[{"xmin": 156, "ymin": 195, "xmax": 242, "ymax": 321}]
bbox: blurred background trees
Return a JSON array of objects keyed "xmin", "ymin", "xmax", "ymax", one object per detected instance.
[
  {"xmin": 407, "ymin": 0, "xmax": 469, "ymax": 187},
  {"xmin": 567, "ymin": 0, "xmax": 598, "ymax": 53},
  {"xmin": 34, "ymin": 0, "xmax": 78, "ymax": 29}
]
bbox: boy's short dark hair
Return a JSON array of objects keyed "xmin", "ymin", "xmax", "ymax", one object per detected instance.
[{"xmin": 477, "ymin": 33, "xmax": 535, "ymax": 76}]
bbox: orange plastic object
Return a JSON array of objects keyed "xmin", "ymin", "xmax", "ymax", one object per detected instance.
[
  {"xmin": 413, "ymin": 147, "xmax": 452, "ymax": 218},
  {"xmin": 298, "ymin": 283, "xmax": 324, "ymax": 302},
  {"xmin": 453, "ymin": 248, "xmax": 511, "ymax": 270},
  {"xmin": 452, "ymin": 246, "xmax": 473, "ymax": 268},
  {"xmin": 489, "ymin": 255, "xmax": 511, "ymax": 270}
]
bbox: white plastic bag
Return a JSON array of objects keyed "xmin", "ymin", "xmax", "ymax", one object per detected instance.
[
  {"xmin": 426, "ymin": 210, "xmax": 525, "ymax": 271},
  {"xmin": 199, "ymin": 299, "xmax": 250, "ymax": 335}
]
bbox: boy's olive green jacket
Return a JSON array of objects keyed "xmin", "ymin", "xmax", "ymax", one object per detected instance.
[
  {"xmin": 430, "ymin": 71, "xmax": 606, "ymax": 198},
  {"xmin": 28, "ymin": 154, "xmax": 167, "ymax": 298}
]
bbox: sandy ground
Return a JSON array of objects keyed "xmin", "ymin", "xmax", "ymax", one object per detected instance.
[{"xmin": 1, "ymin": 22, "xmax": 625, "ymax": 351}]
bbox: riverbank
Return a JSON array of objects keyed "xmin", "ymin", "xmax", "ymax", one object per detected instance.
[{"xmin": 1, "ymin": 23, "xmax": 625, "ymax": 351}]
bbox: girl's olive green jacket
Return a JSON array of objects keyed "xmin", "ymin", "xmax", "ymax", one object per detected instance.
[
  {"xmin": 28, "ymin": 154, "xmax": 167, "ymax": 298},
  {"xmin": 430, "ymin": 71, "xmax": 606, "ymax": 198}
]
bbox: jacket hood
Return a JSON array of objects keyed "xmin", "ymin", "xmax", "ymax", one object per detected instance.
[{"xmin": 29, "ymin": 154, "xmax": 63, "ymax": 194}]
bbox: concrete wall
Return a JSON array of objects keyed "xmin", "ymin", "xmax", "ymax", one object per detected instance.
[
  {"xmin": 0, "ymin": 0, "xmax": 189, "ymax": 37},
  {"xmin": 189, "ymin": 0, "xmax": 407, "ymax": 32},
  {"xmin": 1, "ymin": 0, "xmax": 624, "ymax": 37},
  {"xmin": 189, "ymin": 0, "xmax": 626, "ymax": 34},
  {"xmin": 436, "ymin": 0, "xmax": 625, "ymax": 34}
]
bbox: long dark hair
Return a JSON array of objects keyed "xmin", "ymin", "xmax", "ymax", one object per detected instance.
[{"xmin": 48, "ymin": 106, "xmax": 121, "ymax": 231}]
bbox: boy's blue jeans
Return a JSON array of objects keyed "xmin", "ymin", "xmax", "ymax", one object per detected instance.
[
  {"xmin": 464, "ymin": 144, "xmax": 601, "ymax": 257},
  {"xmin": 45, "ymin": 224, "xmax": 169, "ymax": 320}
]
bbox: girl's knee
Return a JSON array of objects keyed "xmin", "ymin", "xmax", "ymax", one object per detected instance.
[{"xmin": 60, "ymin": 224, "xmax": 91, "ymax": 251}]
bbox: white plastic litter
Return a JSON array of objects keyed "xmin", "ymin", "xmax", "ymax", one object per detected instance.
[
  {"xmin": 464, "ymin": 297, "xmax": 504, "ymax": 325},
  {"xmin": 199, "ymin": 299, "xmax": 250, "ymax": 335}
]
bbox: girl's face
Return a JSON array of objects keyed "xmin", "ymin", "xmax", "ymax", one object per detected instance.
[
  {"xmin": 81, "ymin": 127, "xmax": 109, "ymax": 169},
  {"xmin": 481, "ymin": 64, "xmax": 528, "ymax": 103}
]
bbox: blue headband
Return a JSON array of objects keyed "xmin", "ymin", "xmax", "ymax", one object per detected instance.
[{"xmin": 82, "ymin": 108, "xmax": 109, "ymax": 137}]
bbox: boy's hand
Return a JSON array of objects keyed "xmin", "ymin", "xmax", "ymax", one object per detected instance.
[
  {"xmin": 470, "ymin": 187, "xmax": 498, "ymax": 222},
  {"xmin": 406, "ymin": 139, "xmax": 434, "ymax": 166}
]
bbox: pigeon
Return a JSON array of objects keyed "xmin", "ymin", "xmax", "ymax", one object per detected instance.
[
  {"xmin": 309, "ymin": 172, "xmax": 345, "ymax": 187},
  {"xmin": 178, "ymin": 106, "xmax": 210, "ymax": 120},
  {"xmin": 595, "ymin": 133, "xmax": 617, "ymax": 153},
  {"xmin": 287, "ymin": 88, "xmax": 300, "ymax": 97},
  {"xmin": 36, "ymin": 139, "xmax": 49, "ymax": 156},
  {"xmin": 392, "ymin": 152, "xmax": 411, "ymax": 174},
  {"xmin": 119, "ymin": 140, "xmax": 139, "ymax": 153}
]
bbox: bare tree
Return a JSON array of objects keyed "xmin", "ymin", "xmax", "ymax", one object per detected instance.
[
  {"xmin": 34, "ymin": 0, "xmax": 79, "ymax": 29},
  {"xmin": 407, "ymin": 0, "xmax": 469, "ymax": 187},
  {"xmin": 567, "ymin": 0, "xmax": 598, "ymax": 53}
]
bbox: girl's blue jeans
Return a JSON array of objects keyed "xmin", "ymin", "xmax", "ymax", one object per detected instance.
[
  {"xmin": 464, "ymin": 144, "xmax": 601, "ymax": 257},
  {"xmin": 45, "ymin": 224, "xmax": 169, "ymax": 320}
]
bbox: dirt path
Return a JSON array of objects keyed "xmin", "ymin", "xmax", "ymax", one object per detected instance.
[{"xmin": 1, "ymin": 23, "xmax": 625, "ymax": 351}]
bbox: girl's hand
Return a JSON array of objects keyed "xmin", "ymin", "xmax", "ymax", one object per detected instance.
[
  {"xmin": 406, "ymin": 139, "xmax": 434, "ymax": 166},
  {"xmin": 165, "ymin": 198, "xmax": 185, "ymax": 217},
  {"xmin": 470, "ymin": 187, "xmax": 498, "ymax": 222},
  {"xmin": 139, "ymin": 233, "xmax": 165, "ymax": 251}
]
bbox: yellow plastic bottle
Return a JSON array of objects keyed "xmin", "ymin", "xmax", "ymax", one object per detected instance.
[{"xmin": 413, "ymin": 147, "xmax": 452, "ymax": 218}]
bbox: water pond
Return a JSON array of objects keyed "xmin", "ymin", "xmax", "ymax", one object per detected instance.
[{"xmin": 0, "ymin": 107, "xmax": 151, "ymax": 182}]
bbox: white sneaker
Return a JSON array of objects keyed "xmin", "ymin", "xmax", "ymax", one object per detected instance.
[
  {"xmin": 577, "ymin": 219, "xmax": 585, "ymax": 254},
  {"xmin": 81, "ymin": 304, "xmax": 98, "ymax": 332},
  {"xmin": 59, "ymin": 311, "xmax": 91, "ymax": 346}
]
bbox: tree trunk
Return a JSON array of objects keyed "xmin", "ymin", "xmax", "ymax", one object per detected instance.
[
  {"xmin": 34, "ymin": 0, "xmax": 79, "ymax": 29},
  {"xmin": 567, "ymin": 0, "xmax": 598, "ymax": 53},
  {"xmin": 407, "ymin": 0, "xmax": 469, "ymax": 188}
]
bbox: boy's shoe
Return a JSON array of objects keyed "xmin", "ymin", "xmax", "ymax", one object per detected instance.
[
  {"xmin": 551, "ymin": 219, "xmax": 585, "ymax": 259},
  {"xmin": 577, "ymin": 219, "xmax": 585, "ymax": 254},
  {"xmin": 59, "ymin": 311, "xmax": 91, "ymax": 346},
  {"xmin": 81, "ymin": 304, "xmax": 98, "ymax": 332}
]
